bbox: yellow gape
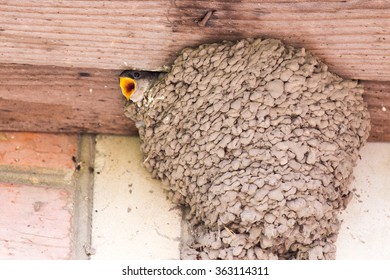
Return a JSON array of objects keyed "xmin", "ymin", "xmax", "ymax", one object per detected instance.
[{"xmin": 119, "ymin": 77, "xmax": 136, "ymax": 101}]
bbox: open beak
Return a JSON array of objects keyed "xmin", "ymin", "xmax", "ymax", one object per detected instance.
[{"xmin": 119, "ymin": 76, "xmax": 136, "ymax": 101}]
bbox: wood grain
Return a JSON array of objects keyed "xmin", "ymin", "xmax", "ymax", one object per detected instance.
[
  {"xmin": 0, "ymin": 64, "xmax": 389, "ymax": 141},
  {"xmin": 0, "ymin": 63, "xmax": 136, "ymax": 135},
  {"xmin": 361, "ymin": 81, "xmax": 390, "ymax": 142},
  {"xmin": 0, "ymin": 0, "xmax": 390, "ymax": 81}
]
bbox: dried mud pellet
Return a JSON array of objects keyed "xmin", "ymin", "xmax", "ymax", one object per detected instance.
[{"xmin": 265, "ymin": 79, "xmax": 284, "ymax": 99}]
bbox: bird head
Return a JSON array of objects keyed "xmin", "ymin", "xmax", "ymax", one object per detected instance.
[{"xmin": 119, "ymin": 70, "xmax": 160, "ymax": 103}]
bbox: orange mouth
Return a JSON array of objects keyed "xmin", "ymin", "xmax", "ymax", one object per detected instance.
[{"xmin": 119, "ymin": 77, "xmax": 136, "ymax": 100}]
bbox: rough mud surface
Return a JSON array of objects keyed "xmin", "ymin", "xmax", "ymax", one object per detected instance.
[{"xmin": 124, "ymin": 38, "xmax": 370, "ymax": 259}]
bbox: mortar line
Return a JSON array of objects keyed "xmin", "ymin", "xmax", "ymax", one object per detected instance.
[
  {"xmin": 72, "ymin": 134, "xmax": 96, "ymax": 260},
  {"xmin": 0, "ymin": 165, "xmax": 74, "ymax": 188}
]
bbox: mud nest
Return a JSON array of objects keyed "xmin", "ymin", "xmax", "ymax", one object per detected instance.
[{"xmin": 124, "ymin": 38, "xmax": 370, "ymax": 259}]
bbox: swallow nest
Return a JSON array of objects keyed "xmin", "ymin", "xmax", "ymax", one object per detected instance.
[{"xmin": 124, "ymin": 38, "xmax": 370, "ymax": 260}]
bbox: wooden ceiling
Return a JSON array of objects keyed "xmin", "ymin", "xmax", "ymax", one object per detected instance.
[{"xmin": 0, "ymin": 0, "xmax": 389, "ymax": 141}]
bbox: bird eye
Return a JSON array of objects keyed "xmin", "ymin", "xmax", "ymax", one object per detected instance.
[{"xmin": 132, "ymin": 72, "xmax": 141, "ymax": 79}]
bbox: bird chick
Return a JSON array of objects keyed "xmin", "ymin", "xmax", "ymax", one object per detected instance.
[{"xmin": 119, "ymin": 70, "xmax": 161, "ymax": 103}]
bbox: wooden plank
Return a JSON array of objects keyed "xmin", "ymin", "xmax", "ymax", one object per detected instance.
[
  {"xmin": 0, "ymin": 64, "xmax": 389, "ymax": 141},
  {"xmin": 0, "ymin": 63, "xmax": 136, "ymax": 135},
  {"xmin": 361, "ymin": 81, "xmax": 390, "ymax": 142},
  {"xmin": 0, "ymin": 0, "xmax": 390, "ymax": 81}
]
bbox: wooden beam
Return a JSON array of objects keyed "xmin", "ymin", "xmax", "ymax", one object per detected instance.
[
  {"xmin": 0, "ymin": 64, "xmax": 389, "ymax": 141},
  {"xmin": 0, "ymin": 63, "xmax": 136, "ymax": 135},
  {"xmin": 361, "ymin": 81, "xmax": 390, "ymax": 142},
  {"xmin": 0, "ymin": 0, "xmax": 390, "ymax": 81}
]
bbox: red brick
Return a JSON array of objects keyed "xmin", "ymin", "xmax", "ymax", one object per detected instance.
[
  {"xmin": 0, "ymin": 183, "xmax": 73, "ymax": 259},
  {"xmin": 0, "ymin": 132, "xmax": 76, "ymax": 170}
]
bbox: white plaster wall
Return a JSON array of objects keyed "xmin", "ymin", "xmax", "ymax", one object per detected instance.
[
  {"xmin": 91, "ymin": 136, "xmax": 181, "ymax": 260},
  {"xmin": 337, "ymin": 143, "xmax": 390, "ymax": 259}
]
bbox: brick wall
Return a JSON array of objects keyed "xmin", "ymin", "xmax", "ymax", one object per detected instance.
[
  {"xmin": 0, "ymin": 132, "xmax": 78, "ymax": 259},
  {"xmin": 0, "ymin": 132, "xmax": 180, "ymax": 260}
]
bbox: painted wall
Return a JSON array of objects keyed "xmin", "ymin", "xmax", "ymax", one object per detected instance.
[{"xmin": 337, "ymin": 143, "xmax": 390, "ymax": 259}]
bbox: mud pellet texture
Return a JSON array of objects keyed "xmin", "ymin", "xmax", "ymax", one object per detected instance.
[{"xmin": 125, "ymin": 38, "xmax": 370, "ymax": 260}]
